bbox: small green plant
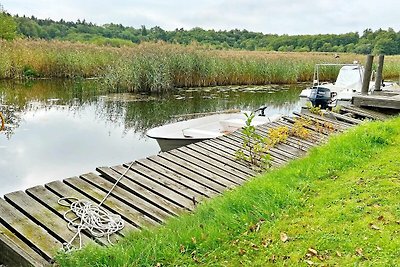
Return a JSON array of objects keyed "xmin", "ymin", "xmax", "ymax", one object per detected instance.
[
  {"xmin": 290, "ymin": 117, "xmax": 311, "ymax": 140},
  {"xmin": 305, "ymin": 101, "xmax": 324, "ymax": 116},
  {"xmin": 332, "ymin": 105, "xmax": 342, "ymax": 113},
  {"xmin": 268, "ymin": 126, "xmax": 289, "ymax": 147},
  {"xmin": 23, "ymin": 65, "xmax": 39, "ymax": 78},
  {"xmin": 235, "ymin": 112, "xmax": 271, "ymax": 170}
]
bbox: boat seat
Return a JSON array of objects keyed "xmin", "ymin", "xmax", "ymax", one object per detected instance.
[
  {"xmin": 182, "ymin": 128, "xmax": 222, "ymax": 138},
  {"xmin": 219, "ymin": 119, "xmax": 246, "ymax": 132}
]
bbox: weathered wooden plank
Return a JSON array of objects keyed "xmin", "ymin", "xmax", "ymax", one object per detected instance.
[
  {"xmin": 293, "ymin": 111, "xmax": 351, "ymax": 130},
  {"xmin": 26, "ymin": 186, "xmax": 77, "ymax": 216},
  {"xmin": 0, "ymin": 198, "xmax": 61, "ymax": 260},
  {"xmin": 4, "ymin": 191, "xmax": 93, "ymax": 248},
  {"xmin": 212, "ymin": 135, "xmax": 283, "ymax": 165},
  {"xmin": 97, "ymin": 167, "xmax": 182, "ymax": 215},
  {"xmin": 270, "ymin": 142, "xmax": 305, "ymax": 158},
  {"xmin": 299, "ymin": 109, "xmax": 353, "ymax": 128},
  {"xmin": 253, "ymin": 128, "xmax": 307, "ymax": 157},
  {"xmin": 207, "ymin": 138, "xmax": 284, "ymax": 167},
  {"xmin": 283, "ymin": 115, "xmax": 330, "ymax": 136},
  {"xmin": 221, "ymin": 134, "xmax": 292, "ymax": 163},
  {"xmin": 110, "ymin": 165, "xmax": 197, "ymax": 210},
  {"xmin": 187, "ymin": 143, "xmax": 255, "ymax": 176},
  {"xmin": 230, "ymin": 131, "xmax": 300, "ymax": 160},
  {"xmin": 192, "ymin": 141, "xmax": 255, "ymax": 172},
  {"xmin": 158, "ymin": 152, "xmax": 239, "ymax": 188},
  {"xmin": 271, "ymin": 120, "xmax": 325, "ymax": 145},
  {"xmin": 255, "ymin": 125, "xmax": 312, "ymax": 152},
  {"xmin": 44, "ymin": 180, "xmax": 132, "ymax": 243},
  {"xmin": 326, "ymin": 112, "xmax": 362, "ymax": 125},
  {"xmin": 202, "ymin": 139, "xmax": 263, "ymax": 169},
  {"xmin": 257, "ymin": 121, "xmax": 322, "ymax": 153},
  {"xmin": 146, "ymin": 155, "xmax": 226, "ymax": 193},
  {"xmin": 63, "ymin": 176, "xmax": 155, "ymax": 230},
  {"xmin": 340, "ymin": 105, "xmax": 388, "ymax": 120},
  {"xmin": 197, "ymin": 140, "xmax": 253, "ymax": 168},
  {"xmin": 0, "ymin": 221, "xmax": 49, "ymax": 267},
  {"xmin": 259, "ymin": 121, "xmax": 316, "ymax": 147},
  {"xmin": 353, "ymin": 94, "xmax": 400, "ymax": 110},
  {"xmin": 282, "ymin": 116, "xmax": 330, "ymax": 141},
  {"xmin": 229, "ymin": 132, "xmax": 296, "ymax": 160},
  {"xmin": 26, "ymin": 185, "xmax": 108, "ymax": 246},
  {"xmin": 170, "ymin": 148, "xmax": 247, "ymax": 183},
  {"xmin": 276, "ymin": 120, "xmax": 329, "ymax": 147},
  {"xmin": 80, "ymin": 173, "xmax": 170, "ymax": 223},
  {"xmin": 121, "ymin": 160, "xmax": 206, "ymax": 201},
  {"xmin": 176, "ymin": 146, "xmax": 249, "ymax": 181},
  {"xmin": 275, "ymin": 120, "xmax": 327, "ymax": 152},
  {"xmin": 135, "ymin": 158, "xmax": 218, "ymax": 197},
  {"xmin": 298, "ymin": 109, "xmax": 357, "ymax": 127}
]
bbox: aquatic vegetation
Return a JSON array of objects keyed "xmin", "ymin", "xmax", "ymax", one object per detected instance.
[{"xmin": 1, "ymin": 39, "xmax": 400, "ymax": 92}]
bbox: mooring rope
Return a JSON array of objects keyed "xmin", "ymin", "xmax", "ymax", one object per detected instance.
[{"xmin": 59, "ymin": 161, "xmax": 135, "ymax": 252}]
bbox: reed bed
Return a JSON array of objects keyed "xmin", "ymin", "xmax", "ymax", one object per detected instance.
[{"xmin": 1, "ymin": 39, "xmax": 399, "ymax": 92}]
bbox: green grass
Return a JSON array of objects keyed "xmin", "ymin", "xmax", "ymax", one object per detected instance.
[{"xmin": 56, "ymin": 117, "xmax": 400, "ymax": 266}]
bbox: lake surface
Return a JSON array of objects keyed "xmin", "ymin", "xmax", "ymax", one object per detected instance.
[{"xmin": 0, "ymin": 80, "xmax": 304, "ymax": 196}]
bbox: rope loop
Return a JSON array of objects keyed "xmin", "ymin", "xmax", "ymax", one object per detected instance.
[
  {"xmin": 59, "ymin": 197, "xmax": 124, "ymax": 251},
  {"xmin": 59, "ymin": 161, "xmax": 135, "ymax": 252}
]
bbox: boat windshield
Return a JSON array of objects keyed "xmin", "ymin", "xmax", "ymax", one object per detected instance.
[{"xmin": 335, "ymin": 65, "xmax": 364, "ymax": 90}]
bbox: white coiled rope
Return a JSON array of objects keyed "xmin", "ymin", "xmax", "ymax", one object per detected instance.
[{"xmin": 59, "ymin": 161, "xmax": 135, "ymax": 252}]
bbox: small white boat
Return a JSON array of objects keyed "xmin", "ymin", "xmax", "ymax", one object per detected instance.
[
  {"xmin": 147, "ymin": 110, "xmax": 282, "ymax": 152},
  {"xmin": 300, "ymin": 63, "xmax": 397, "ymax": 102}
]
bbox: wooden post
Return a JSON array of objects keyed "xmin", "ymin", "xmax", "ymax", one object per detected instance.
[
  {"xmin": 374, "ymin": 54, "xmax": 385, "ymax": 91},
  {"xmin": 361, "ymin": 54, "xmax": 374, "ymax": 95}
]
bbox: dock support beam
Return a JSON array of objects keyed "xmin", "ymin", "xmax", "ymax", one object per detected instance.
[
  {"xmin": 361, "ymin": 54, "xmax": 374, "ymax": 95},
  {"xmin": 374, "ymin": 54, "xmax": 385, "ymax": 91}
]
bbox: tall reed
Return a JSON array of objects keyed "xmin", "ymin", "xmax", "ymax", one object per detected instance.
[{"xmin": 1, "ymin": 39, "xmax": 399, "ymax": 92}]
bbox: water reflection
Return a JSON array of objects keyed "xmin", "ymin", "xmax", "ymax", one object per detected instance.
[{"xmin": 0, "ymin": 80, "xmax": 303, "ymax": 196}]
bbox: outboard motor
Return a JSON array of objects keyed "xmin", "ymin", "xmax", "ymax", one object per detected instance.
[
  {"xmin": 308, "ymin": 87, "xmax": 332, "ymax": 109},
  {"xmin": 254, "ymin": 106, "xmax": 267, "ymax": 116}
]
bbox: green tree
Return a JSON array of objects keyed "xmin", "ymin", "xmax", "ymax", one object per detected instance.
[
  {"xmin": 0, "ymin": 4, "xmax": 17, "ymax": 40},
  {"xmin": 373, "ymin": 38, "xmax": 398, "ymax": 55}
]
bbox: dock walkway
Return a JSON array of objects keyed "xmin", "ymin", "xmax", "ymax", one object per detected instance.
[
  {"xmin": 0, "ymin": 110, "xmax": 367, "ymax": 266},
  {"xmin": 352, "ymin": 89, "xmax": 400, "ymax": 111}
]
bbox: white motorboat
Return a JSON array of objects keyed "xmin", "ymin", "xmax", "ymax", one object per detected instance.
[
  {"xmin": 300, "ymin": 63, "xmax": 397, "ymax": 102},
  {"xmin": 147, "ymin": 110, "xmax": 282, "ymax": 152}
]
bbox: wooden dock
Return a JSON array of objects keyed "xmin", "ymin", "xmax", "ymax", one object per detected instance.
[
  {"xmin": 352, "ymin": 89, "xmax": 400, "ymax": 112},
  {"xmin": 0, "ymin": 110, "xmax": 369, "ymax": 266}
]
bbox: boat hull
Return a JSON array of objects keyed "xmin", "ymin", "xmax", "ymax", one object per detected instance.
[
  {"xmin": 300, "ymin": 63, "xmax": 399, "ymax": 103},
  {"xmin": 147, "ymin": 112, "xmax": 282, "ymax": 152},
  {"xmin": 155, "ymin": 137, "xmax": 209, "ymax": 152}
]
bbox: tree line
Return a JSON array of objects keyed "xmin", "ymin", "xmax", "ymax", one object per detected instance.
[{"xmin": 1, "ymin": 9, "xmax": 400, "ymax": 55}]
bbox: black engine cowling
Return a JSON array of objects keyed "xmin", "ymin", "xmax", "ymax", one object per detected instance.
[{"xmin": 308, "ymin": 87, "xmax": 332, "ymax": 109}]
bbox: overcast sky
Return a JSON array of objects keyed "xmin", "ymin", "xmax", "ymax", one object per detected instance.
[{"xmin": 1, "ymin": 0, "xmax": 398, "ymax": 35}]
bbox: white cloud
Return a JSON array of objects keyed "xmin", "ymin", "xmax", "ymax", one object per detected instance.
[{"xmin": 1, "ymin": 0, "xmax": 399, "ymax": 34}]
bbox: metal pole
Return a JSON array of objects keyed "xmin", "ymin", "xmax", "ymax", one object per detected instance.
[
  {"xmin": 374, "ymin": 54, "xmax": 384, "ymax": 91},
  {"xmin": 361, "ymin": 54, "xmax": 374, "ymax": 95}
]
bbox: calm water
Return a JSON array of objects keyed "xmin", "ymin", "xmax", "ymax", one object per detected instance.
[{"xmin": 0, "ymin": 80, "xmax": 303, "ymax": 196}]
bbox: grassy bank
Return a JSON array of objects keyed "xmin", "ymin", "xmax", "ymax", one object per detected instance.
[
  {"xmin": 56, "ymin": 117, "xmax": 400, "ymax": 266},
  {"xmin": 1, "ymin": 39, "xmax": 400, "ymax": 92}
]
